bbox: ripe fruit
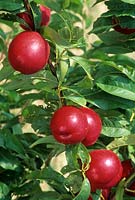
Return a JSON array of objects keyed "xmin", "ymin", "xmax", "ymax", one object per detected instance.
[
  {"xmin": 17, "ymin": 12, "xmax": 34, "ymax": 30},
  {"xmin": 112, "ymin": 17, "xmax": 135, "ymax": 35},
  {"xmin": 121, "ymin": 159, "xmax": 134, "ymax": 179},
  {"xmin": 86, "ymin": 149, "xmax": 123, "ymax": 192},
  {"xmin": 8, "ymin": 31, "xmax": 50, "ymax": 74},
  {"xmin": 80, "ymin": 107, "xmax": 102, "ymax": 146},
  {"xmin": 88, "ymin": 196, "xmax": 92, "ymax": 200},
  {"xmin": 102, "ymin": 188, "xmax": 111, "ymax": 200},
  {"xmin": 39, "ymin": 5, "xmax": 51, "ymax": 26},
  {"xmin": 17, "ymin": 5, "xmax": 50, "ymax": 31},
  {"xmin": 50, "ymin": 106, "xmax": 88, "ymax": 144}
]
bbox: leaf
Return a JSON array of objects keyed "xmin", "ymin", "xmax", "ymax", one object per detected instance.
[
  {"xmin": 92, "ymin": 16, "xmax": 112, "ymax": 34},
  {"xmin": 0, "ymin": 182, "xmax": 10, "ymax": 199},
  {"xmin": 41, "ymin": 26, "xmax": 71, "ymax": 48},
  {"xmin": 101, "ymin": 61, "xmax": 135, "ymax": 82},
  {"xmin": 30, "ymin": 1, "xmax": 42, "ymax": 30},
  {"xmin": 120, "ymin": 0, "xmax": 135, "ymax": 5},
  {"xmin": 3, "ymin": 133, "xmax": 26, "ymax": 155},
  {"xmin": 102, "ymin": 118, "xmax": 130, "ymax": 137},
  {"xmin": 70, "ymin": 57, "xmax": 93, "ymax": 80},
  {"xmin": 0, "ymin": 149, "xmax": 20, "ymax": 170},
  {"xmin": 64, "ymin": 95, "xmax": 86, "ymax": 106},
  {"xmin": 30, "ymin": 136, "xmax": 58, "ymax": 148},
  {"xmin": 0, "ymin": 0, "xmax": 22, "ymax": 11},
  {"xmin": 96, "ymin": 75, "xmax": 135, "ymax": 101},
  {"xmin": 30, "ymin": 191, "xmax": 60, "ymax": 200},
  {"xmin": 77, "ymin": 143, "xmax": 90, "ymax": 166},
  {"xmin": 65, "ymin": 171, "xmax": 83, "ymax": 194},
  {"xmin": 65, "ymin": 143, "xmax": 90, "ymax": 171},
  {"xmin": 65, "ymin": 145, "xmax": 80, "ymax": 170},
  {"xmin": 73, "ymin": 178, "xmax": 90, "ymax": 200},
  {"xmin": 115, "ymin": 178, "xmax": 125, "ymax": 200},
  {"xmin": 59, "ymin": 58, "xmax": 69, "ymax": 84},
  {"xmin": 107, "ymin": 134, "xmax": 135, "ymax": 149},
  {"xmin": 27, "ymin": 166, "xmax": 67, "ymax": 194},
  {"xmin": 102, "ymin": 126, "xmax": 130, "ymax": 138},
  {"xmin": 87, "ymin": 92, "xmax": 135, "ymax": 110}
]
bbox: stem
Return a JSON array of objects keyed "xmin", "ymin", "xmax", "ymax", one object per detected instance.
[
  {"xmin": 48, "ymin": 59, "xmax": 58, "ymax": 80},
  {"xmin": 58, "ymin": 86, "xmax": 66, "ymax": 107}
]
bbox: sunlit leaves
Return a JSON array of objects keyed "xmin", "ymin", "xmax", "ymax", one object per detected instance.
[
  {"xmin": 96, "ymin": 75, "xmax": 135, "ymax": 101},
  {"xmin": 107, "ymin": 135, "xmax": 135, "ymax": 149}
]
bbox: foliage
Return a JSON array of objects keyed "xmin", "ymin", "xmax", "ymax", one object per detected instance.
[{"xmin": 0, "ymin": 0, "xmax": 135, "ymax": 199}]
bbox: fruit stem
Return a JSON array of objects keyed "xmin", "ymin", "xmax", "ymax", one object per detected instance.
[
  {"xmin": 23, "ymin": 0, "xmax": 35, "ymax": 30},
  {"xmin": 58, "ymin": 86, "xmax": 66, "ymax": 107},
  {"xmin": 48, "ymin": 59, "xmax": 58, "ymax": 80},
  {"xmin": 48, "ymin": 59, "xmax": 66, "ymax": 106}
]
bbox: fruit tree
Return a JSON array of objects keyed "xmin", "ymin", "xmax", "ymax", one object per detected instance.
[{"xmin": 0, "ymin": 0, "xmax": 135, "ymax": 199}]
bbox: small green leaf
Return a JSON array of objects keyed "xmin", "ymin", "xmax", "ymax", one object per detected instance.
[
  {"xmin": 65, "ymin": 143, "xmax": 90, "ymax": 171},
  {"xmin": 3, "ymin": 133, "xmax": 26, "ymax": 155},
  {"xmin": 121, "ymin": 0, "xmax": 135, "ymax": 4},
  {"xmin": 73, "ymin": 178, "xmax": 90, "ymax": 200},
  {"xmin": 27, "ymin": 166, "xmax": 67, "ymax": 194},
  {"xmin": 70, "ymin": 57, "xmax": 93, "ymax": 80},
  {"xmin": 41, "ymin": 26, "xmax": 71, "ymax": 47},
  {"xmin": 107, "ymin": 134, "xmax": 135, "ymax": 149},
  {"xmin": 96, "ymin": 75, "xmax": 135, "ymax": 101},
  {"xmin": 65, "ymin": 171, "xmax": 83, "ymax": 194},
  {"xmin": 64, "ymin": 95, "xmax": 86, "ymax": 106},
  {"xmin": 0, "ymin": 182, "xmax": 9, "ymax": 199},
  {"xmin": 115, "ymin": 178, "xmax": 125, "ymax": 200},
  {"xmin": 77, "ymin": 143, "xmax": 90, "ymax": 166},
  {"xmin": 59, "ymin": 58, "xmax": 69, "ymax": 84},
  {"xmin": 0, "ymin": 149, "xmax": 20, "ymax": 170},
  {"xmin": 29, "ymin": 191, "xmax": 60, "ymax": 200},
  {"xmin": 102, "ymin": 118, "xmax": 130, "ymax": 137},
  {"xmin": 30, "ymin": 136, "xmax": 58, "ymax": 148},
  {"xmin": 0, "ymin": 0, "xmax": 22, "ymax": 11}
]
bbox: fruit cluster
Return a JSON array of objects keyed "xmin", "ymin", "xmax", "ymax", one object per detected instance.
[
  {"xmin": 50, "ymin": 105, "xmax": 102, "ymax": 146},
  {"xmin": 50, "ymin": 105, "xmax": 135, "ymax": 199},
  {"xmin": 8, "ymin": 5, "xmax": 50, "ymax": 74}
]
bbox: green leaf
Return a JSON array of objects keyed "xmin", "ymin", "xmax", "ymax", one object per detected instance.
[
  {"xmin": 41, "ymin": 26, "xmax": 71, "ymax": 48},
  {"xmin": 120, "ymin": 0, "xmax": 135, "ymax": 5},
  {"xmin": 30, "ymin": 1, "xmax": 42, "ymax": 30},
  {"xmin": 70, "ymin": 57, "xmax": 93, "ymax": 80},
  {"xmin": 30, "ymin": 136, "xmax": 58, "ymax": 148},
  {"xmin": 102, "ymin": 126, "xmax": 130, "ymax": 137},
  {"xmin": 107, "ymin": 134, "xmax": 135, "ymax": 149},
  {"xmin": 0, "ymin": 182, "xmax": 10, "ymax": 199},
  {"xmin": 64, "ymin": 95, "xmax": 86, "ymax": 106},
  {"xmin": 73, "ymin": 178, "xmax": 90, "ymax": 200},
  {"xmin": 77, "ymin": 143, "xmax": 90, "ymax": 166},
  {"xmin": 65, "ymin": 171, "xmax": 83, "ymax": 194},
  {"xmin": 65, "ymin": 145, "xmax": 80, "ymax": 170},
  {"xmin": 115, "ymin": 178, "xmax": 125, "ymax": 200},
  {"xmin": 102, "ymin": 118, "xmax": 130, "ymax": 137},
  {"xmin": 27, "ymin": 166, "xmax": 67, "ymax": 194},
  {"xmin": 30, "ymin": 191, "xmax": 60, "ymax": 200},
  {"xmin": 3, "ymin": 133, "xmax": 26, "ymax": 155},
  {"xmin": 88, "ymin": 92, "xmax": 135, "ymax": 110},
  {"xmin": 0, "ymin": 149, "xmax": 20, "ymax": 170},
  {"xmin": 0, "ymin": 0, "xmax": 22, "ymax": 11},
  {"xmin": 65, "ymin": 143, "xmax": 90, "ymax": 170},
  {"xmin": 59, "ymin": 58, "xmax": 69, "ymax": 84},
  {"xmin": 101, "ymin": 61, "xmax": 135, "ymax": 82},
  {"xmin": 96, "ymin": 75, "xmax": 135, "ymax": 101}
]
